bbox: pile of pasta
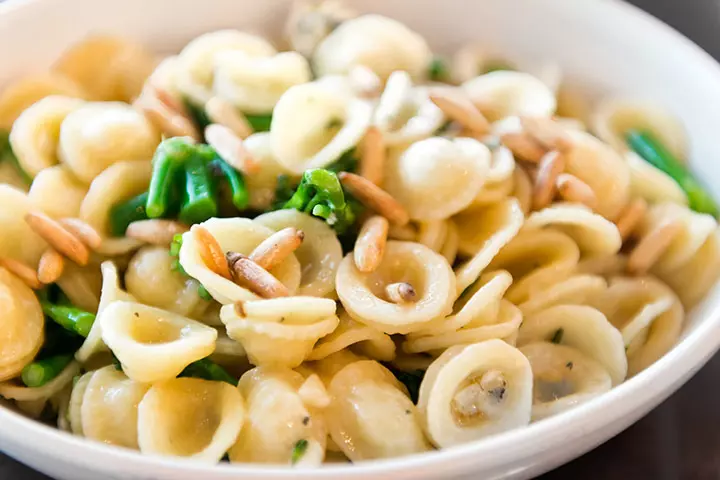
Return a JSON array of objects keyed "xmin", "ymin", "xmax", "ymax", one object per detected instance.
[{"xmin": 1, "ymin": 0, "xmax": 718, "ymax": 467}]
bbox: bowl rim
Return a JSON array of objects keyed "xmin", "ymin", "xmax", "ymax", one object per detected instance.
[{"xmin": 1, "ymin": 0, "xmax": 720, "ymax": 478}]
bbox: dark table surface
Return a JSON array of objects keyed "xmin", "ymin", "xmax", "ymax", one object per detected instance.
[{"xmin": 2, "ymin": 0, "xmax": 720, "ymax": 479}]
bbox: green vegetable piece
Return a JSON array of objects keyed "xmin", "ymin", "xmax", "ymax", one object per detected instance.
[
  {"xmin": 180, "ymin": 358, "xmax": 237, "ymax": 386},
  {"xmin": 183, "ymin": 98, "xmax": 212, "ymax": 135},
  {"xmin": 179, "ymin": 152, "xmax": 218, "ymax": 225},
  {"xmin": 325, "ymin": 148, "xmax": 358, "ymax": 173},
  {"xmin": 550, "ymin": 328, "xmax": 564, "ymax": 344},
  {"xmin": 272, "ymin": 174, "xmax": 297, "ymax": 209},
  {"xmin": 21, "ymin": 354, "xmax": 74, "ymax": 388},
  {"xmin": 41, "ymin": 302, "xmax": 96, "ymax": 338},
  {"xmin": 626, "ymin": 130, "xmax": 718, "ymax": 216},
  {"xmin": 111, "ymin": 352, "xmax": 123, "ymax": 372},
  {"xmin": 245, "ymin": 113, "xmax": 273, "ymax": 132},
  {"xmin": 210, "ymin": 158, "xmax": 249, "ymax": 210},
  {"xmin": 147, "ymin": 137, "xmax": 196, "ymax": 219},
  {"xmin": 0, "ymin": 130, "xmax": 32, "ymax": 184},
  {"xmin": 483, "ymin": 61, "xmax": 514, "ymax": 74},
  {"xmin": 428, "ymin": 56, "xmax": 449, "ymax": 82},
  {"xmin": 385, "ymin": 365, "xmax": 425, "ymax": 404},
  {"xmin": 109, "ymin": 192, "xmax": 150, "ymax": 237},
  {"xmin": 169, "ymin": 233, "xmax": 184, "ymax": 257},
  {"xmin": 291, "ymin": 439, "xmax": 309, "ymax": 465},
  {"xmin": 197, "ymin": 284, "xmax": 212, "ymax": 301}
]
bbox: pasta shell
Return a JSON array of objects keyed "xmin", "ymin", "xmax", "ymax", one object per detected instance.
[
  {"xmin": 179, "ymin": 217, "xmax": 302, "ymax": 304},
  {"xmin": 146, "ymin": 56, "xmax": 181, "ymax": 98},
  {"xmin": 625, "ymin": 151, "xmax": 687, "ymax": 205},
  {"xmin": 79, "ymin": 160, "xmax": 152, "ymax": 255},
  {"xmin": 242, "ymin": 133, "xmax": 296, "ymax": 210},
  {"xmin": 326, "ymin": 360, "xmax": 431, "ymax": 460},
  {"xmin": 518, "ymin": 305, "xmax": 627, "ymax": 385},
  {"xmin": 175, "ymin": 30, "xmax": 276, "ymax": 105},
  {"xmin": 58, "ymin": 102, "xmax": 160, "ymax": 183},
  {"xmin": 213, "ymin": 50, "xmax": 312, "ymax": 114},
  {"xmin": 384, "ymin": 137, "xmax": 490, "ymax": 221},
  {"xmin": 138, "ymin": 377, "xmax": 245, "ymax": 462},
  {"xmin": 313, "ymin": 14, "xmax": 432, "ymax": 81},
  {"xmin": 80, "ymin": 365, "xmax": 150, "ymax": 449},
  {"xmin": 0, "ymin": 185, "xmax": 49, "ymax": 266},
  {"xmin": 68, "ymin": 371, "xmax": 95, "ymax": 435},
  {"xmin": 55, "ymin": 260, "xmax": 102, "ymax": 314},
  {"xmin": 519, "ymin": 342, "xmax": 612, "ymax": 421},
  {"xmin": 417, "ymin": 340, "xmax": 533, "ymax": 448},
  {"xmin": 518, "ymin": 274, "xmax": 608, "ymax": 317},
  {"xmin": 284, "ymin": 0, "xmax": 357, "ymax": 58},
  {"xmin": 28, "ymin": 165, "xmax": 87, "ymax": 219},
  {"xmin": 229, "ymin": 367, "xmax": 326, "ymax": 466},
  {"xmin": 254, "ymin": 210, "xmax": 343, "ymax": 298},
  {"xmin": 335, "ymin": 241, "xmax": 456, "ymax": 334},
  {"xmin": 270, "ymin": 79, "xmax": 373, "ymax": 174},
  {"xmin": 307, "ymin": 309, "xmax": 396, "ymax": 362},
  {"xmin": 101, "ymin": 301, "xmax": 217, "ymax": 383},
  {"xmin": 220, "ymin": 296, "xmax": 339, "ymax": 368},
  {"xmin": 9, "ymin": 95, "xmax": 85, "ymax": 177}
]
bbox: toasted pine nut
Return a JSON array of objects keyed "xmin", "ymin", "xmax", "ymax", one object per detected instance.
[
  {"xmin": 520, "ymin": 116, "xmax": 574, "ymax": 152},
  {"xmin": 234, "ymin": 301, "xmax": 246, "ymax": 317},
  {"xmin": 0, "ymin": 257, "xmax": 42, "ymax": 289},
  {"xmin": 512, "ymin": 166, "xmax": 534, "ymax": 215},
  {"xmin": 385, "ymin": 282, "xmax": 417, "ymax": 304},
  {"xmin": 205, "ymin": 123, "xmax": 259, "ymax": 175},
  {"xmin": 59, "ymin": 218, "xmax": 103, "ymax": 250},
  {"xmin": 226, "ymin": 252, "xmax": 289, "ymax": 298},
  {"xmin": 615, "ymin": 198, "xmax": 649, "ymax": 241},
  {"xmin": 429, "ymin": 90, "xmax": 490, "ymax": 134},
  {"xmin": 338, "ymin": 172, "xmax": 410, "ymax": 226},
  {"xmin": 25, "ymin": 211, "xmax": 89, "ymax": 266},
  {"xmin": 249, "ymin": 227, "xmax": 305, "ymax": 271},
  {"xmin": 205, "ymin": 96, "xmax": 253, "ymax": 139},
  {"xmin": 555, "ymin": 173, "xmax": 597, "ymax": 210},
  {"xmin": 627, "ymin": 220, "xmax": 683, "ymax": 274},
  {"xmin": 192, "ymin": 225, "xmax": 232, "ymax": 280},
  {"xmin": 359, "ymin": 126, "xmax": 386, "ymax": 186},
  {"xmin": 500, "ymin": 132, "xmax": 547, "ymax": 163},
  {"xmin": 348, "ymin": 65, "xmax": 382, "ymax": 98},
  {"xmin": 136, "ymin": 97, "xmax": 200, "ymax": 141},
  {"xmin": 147, "ymin": 84, "xmax": 188, "ymax": 118},
  {"xmin": 354, "ymin": 216, "xmax": 389, "ymax": 273},
  {"xmin": 37, "ymin": 249, "xmax": 65, "ymax": 285},
  {"xmin": 532, "ymin": 151, "xmax": 566, "ymax": 210},
  {"xmin": 126, "ymin": 220, "xmax": 190, "ymax": 246},
  {"xmin": 388, "ymin": 222, "xmax": 417, "ymax": 241}
]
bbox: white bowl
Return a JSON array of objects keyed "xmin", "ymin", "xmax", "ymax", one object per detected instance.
[{"xmin": 1, "ymin": 0, "xmax": 720, "ymax": 479}]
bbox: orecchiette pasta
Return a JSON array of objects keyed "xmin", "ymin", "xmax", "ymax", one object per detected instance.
[
  {"xmin": 0, "ymin": 185, "xmax": 48, "ymax": 266},
  {"xmin": 517, "ymin": 274, "xmax": 608, "ymax": 317},
  {"xmin": 27, "ymin": 165, "xmax": 87, "ymax": 219},
  {"xmin": 417, "ymin": 340, "xmax": 533, "ymax": 448},
  {"xmin": 307, "ymin": 309, "xmax": 395, "ymax": 362},
  {"xmin": 241, "ymin": 133, "xmax": 296, "ymax": 210},
  {"xmin": 138, "ymin": 377, "xmax": 245, "ymax": 462},
  {"xmin": 625, "ymin": 151, "xmax": 688, "ymax": 205}
]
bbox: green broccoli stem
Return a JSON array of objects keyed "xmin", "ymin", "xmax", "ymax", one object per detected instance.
[
  {"xmin": 180, "ymin": 358, "xmax": 237, "ymax": 386},
  {"xmin": 210, "ymin": 158, "xmax": 249, "ymax": 210},
  {"xmin": 179, "ymin": 153, "xmax": 218, "ymax": 224},
  {"xmin": 147, "ymin": 137, "xmax": 196, "ymax": 218},
  {"xmin": 626, "ymin": 130, "xmax": 718, "ymax": 216},
  {"xmin": 109, "ymin": 192, "xmax": 150, "ymax": 237},
  {"xmin": 41, "ymin": 302, "xmax": 96, "ymax": 338},
  {"xmin": 21, "ymin": 354, "xmax": 74, "ymax": 388}
]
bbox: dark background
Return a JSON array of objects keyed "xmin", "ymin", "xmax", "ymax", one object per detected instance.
[{"xmin": 2, "ymin": 0, "xmax": 720, "ymax": 478}]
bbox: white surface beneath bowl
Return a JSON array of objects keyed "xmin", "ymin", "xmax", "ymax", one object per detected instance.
[{"xmin": 1, "ymin": 0, "xmax": 720, "ymax": 479}]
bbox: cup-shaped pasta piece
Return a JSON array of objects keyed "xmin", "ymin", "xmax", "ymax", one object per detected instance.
[
  {"xmin": 462, "ymin": 71, "xmax": 556, "ymax": 122},
  {"xmin": 146, "ymin": 56, "xmax": 181, "ymax": 98},
  {"xmin": 592, "ymin": 99, "xmax": 688, "ymax": 162},
  {"xmin": 326, "ymin": 360, "xmax": 431, "ymax": 460},
  {"xmin": 254, "ymin": 210, "xmax": 343, "ymax": 298},
  {"xmin": 68, "ymin": 371, "xmax": 95, "ymax": 435},
  {"xmin": 126, "ymin": 246, "xmax": 207, "ymax": 318},
  {"xmin": 175, "ymin": 30, "xmax": 276, "ymax": 105},
  {"xmin": 625, "ymin": 151, "xmax": 687, "ymax": 205},
  {"xmin": 213, "ymin": 50, "xmax": 312, "ymax": 114},
  {"xmin": 9, "ymin": 95, "xmax": 85, "ymax": 177},
  {"xmin": 229, "ymin": 367, "xmax": 327, "ymax": 465},
  {"xmin": 417, "ymin": 340, "xmax": 533, "ymax": 448},
  {"xmin": 518, "ymin": 274, "xmax": 608, "ymax": 317},
  {"xmin": 0, "ymin": 268, "xmax": 44, "ymax": 381},
  {"xmin": 179, "ymin": 218, "xmax": 301, "ymax": 304},
  {"xmin": 101, "ymin": 301, "xmax": 217, "ymax": 383},
  {"xmin": 79, "ymin": 365, "xmax": 150, "ymax": 449},
  {"xmin": 518, "ymin": 305, "xmax": 627, "ymax": 385},
  {"xmin": 284, "ymin": 0, "xmax": 357, "ymax": 58},
  {"xmin": 591, "ymin": 276, "xmax": 684, "ymax": 377},
  {"xmin": 471, "ymin": 175, "xmax": 516, "ymax": 210},
  {"xmin": 487, "ymin": 229, "xmax": 580, "ymax": 304},
  {"xmin": 138, "ymin": 377, "xmax": 245, "ymax": 462},
  {"xmin": 307, "ymin": 309, "xmax": 396, "ymax": 362},
  {"xmin": 79, "ymin": 160, "xmax": 152, "ymax": 255},
  {"xmin": 56, "ymin": 260, "xmax": 102, "ymax": 313},
  {"xmin": 242, "ymin": 133, "xmax": 296, "ymax": 210},
  {"xmin": 519, "ymin": 342, "xmax": 612, "ymax": 421},
  {"xmin": 27, "ymin": 165, "xmax": 88, "ymax": 219},
  {"xmin": 313, "ymin": 14, "xmax": 431, "ymax": 81},
  {"xmin": 220, "ymin": 297, "xmax": 339, "ymax": 368},
  {"xmin": 270, "ymin": 79, "xmax": 373, "ymax": 174},
  {"xmin": 336, "ymin": 241, "xmax": 456, "ymax": 334},
  {"xmin": 563, "ymin": 131, "xmax": 631, "ymax": 220},
  {"xmin": 308, "ymin": 349, "xmax": 366, "ymax": 386},
  {"xmin": 384, "ymin": 137, "xmax": 490, "ymax": 221},
  {"xmin": 523, "ymin": 204, "xmax": 622, "ymax": 257},
  {"xmin": 0, "ymin": 185, "xmax": 49, "ymax": 266},
  {"xmin": 374, "ymin": 72, "xmax": 445, "ymax": 146},
  {"xmin": 58, "ymin": 102, "xmax": 160, "ymax": 183},
  {"xmin": 0, "ymin": 72, "xmax": 87, "ymax": 130},
  {"xmin": 453, "ymin": 198, "xmax": 525, "ymax": 295}
]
